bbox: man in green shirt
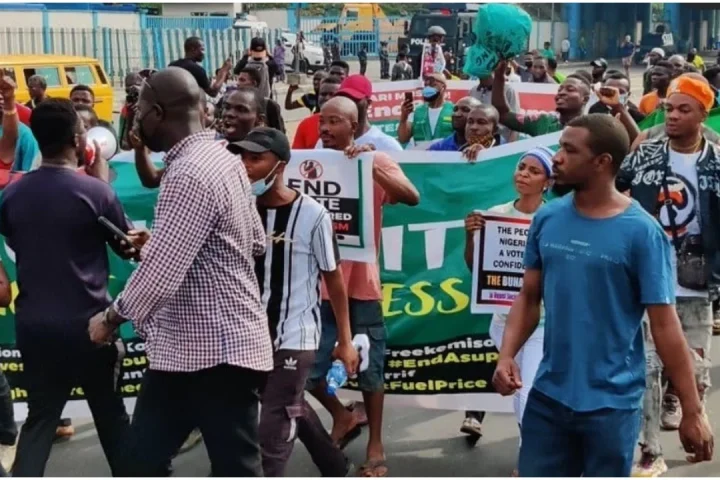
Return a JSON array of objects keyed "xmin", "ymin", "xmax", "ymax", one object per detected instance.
[
  {"xmin": 540, "ymin": 41, "xmax": 555, "ymax": 60},
  {"xmin": 398, "ymin": 73, "xmax": 454, "ymax": 145},
  {"xmin": 491, "ymin": 61, "xmax": 590, "ymax": 137}
]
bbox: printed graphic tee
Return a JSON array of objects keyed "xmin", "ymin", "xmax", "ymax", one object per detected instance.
[
  {"xmin": 255, "ymin": 192, "xmax": 339, "ymax": 351},
  {"xmin": 657, "ymin": 149, "xmax": 706, "ymax": 298}
]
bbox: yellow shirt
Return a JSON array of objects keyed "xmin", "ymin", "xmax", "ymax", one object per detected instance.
[{"xmin": 692, "ymin": 55, "xmax": 705, "ymax": 71}]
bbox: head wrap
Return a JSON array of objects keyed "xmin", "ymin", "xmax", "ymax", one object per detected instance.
[
  {"xmin": 520, "ymin": 146, "xmax": 554, "ymax": 178},
  {"xmin": 667, "ymin": 76, "xmax": 715, "ymax": 112}
]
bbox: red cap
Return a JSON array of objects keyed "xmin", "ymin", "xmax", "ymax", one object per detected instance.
[{"xmin": 337, "ymin": 74, "xmax": 372, "ymax": 101}]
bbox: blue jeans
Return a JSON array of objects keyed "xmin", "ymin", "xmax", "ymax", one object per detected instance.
[{"xmin": 519, "ymin": 389, "xmax": 641, "ymax": 477}]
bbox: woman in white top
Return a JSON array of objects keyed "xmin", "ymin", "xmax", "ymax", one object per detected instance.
[{"xmin": 463, "ymin": 146, "xmax": 554, "ymax": 474}]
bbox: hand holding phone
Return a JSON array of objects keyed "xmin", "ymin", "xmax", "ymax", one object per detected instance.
[{"xmin": 99, "ymin": 216, "xmax": 134, "ymax": 246}]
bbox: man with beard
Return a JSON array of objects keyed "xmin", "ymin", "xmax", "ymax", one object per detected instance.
[
  {"xmin": 292, "ymin": 76, "xmax": 341, "ymax": 149},
  {"xmin": 133, "ymin": 87, "xmax": 264, "ymax": 189},
  {"xmin": 398, "ymin": 73, "xmax": 454, "ymax": 145},
  {"xmin": 644, "ymin": 47, "xmax": 666, "ymax": 95},
  {"xmin": 427, "ymin": 96, "xmax": 482, "ymax": 151},
  {"xmin": 88, "ymin": 67, "xmax": 272, "ymax": 477},
  {"xmin": 307, "ymin": 95, "xmax": 419, "ymax": 477},
  {"xmin": 529, "ymin": 57, "xmax": 554, "ymax": 84},
  {"xmin": 169, "ymin": 36, "xmax": 231, "ymax": 98},
  {"xmin": 316, "ymin": 75, "xmax": 403, "ymax": 151},
  {"xmin": 639, "ymin": 63, "xmax": 672, "ymax": 115},
  {"xmin": 492, "ymin": 61, "xmax": 590, "ymax": 137},
  {"xmin": 620, "ymin": 76, "xmax": 719, "ymax": 477},
  {"xmin": 3, "ymin": 99, "xmax": 136, "ymax": 476},
  {"xmin": 495, "ymin": 113, "xmax": 713, "ymax": 476}
]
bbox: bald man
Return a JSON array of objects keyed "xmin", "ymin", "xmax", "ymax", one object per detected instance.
[
  {"xmin": 428, "ymin": 96, "xmax": 482, "ymax": 150},
  {"xmin": 398, "ymin": 73, "xmax": 455, "ymax": 144},
  {"xmin": 305, "ymin": 96, "xmax": 419, "ymax": 477},
  {"xmin": 89, "ymin": 66, "xmax": 272, "ymax": 476}
]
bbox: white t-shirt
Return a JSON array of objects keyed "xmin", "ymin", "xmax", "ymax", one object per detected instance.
[
  {"xmin": 408, "ymin": 106, "xmax": 443, "ymax": 136},
  {"xmin": 660, "ymin": 149, "xmax": 706, "ymax": 298},
  {"xmin": 255, "ymin": 193, "xmax": 338, "ymax": 350},
  {"xmin": 315, "ymin": 125, "xmax": 403, "ymax": 151},
  {"xmin": 561, "ymin": 39, "xmax": 570, "ymax": 53}
]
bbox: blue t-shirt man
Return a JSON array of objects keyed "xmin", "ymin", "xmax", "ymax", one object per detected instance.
[
  {"xmin": 524, "ymin": 194, "xmax": 675, "ymax": 412},
  {"xmin": 0, "ymin": 123, "xmax": 40, "ymax": 171}
]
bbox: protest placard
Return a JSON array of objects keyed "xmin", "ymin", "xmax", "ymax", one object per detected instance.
[
  {"xmin": 284, "ymin": 150, "xmax": 376, "ymax": 263},
  {"xmin": 471, "ymin": 212, "xmax": 533, "ymax": 315}
]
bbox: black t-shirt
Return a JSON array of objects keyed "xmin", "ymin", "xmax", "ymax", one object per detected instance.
[
  {"xmin": 588, "ymin": 101, "xmax": 646, "ymax": 124},
  {"xmin": 0, "ymin": 167, "xmax": 131, "ymax": 348},
  {"xmin": 168, "ymin": 58, "xmax": 211, "ymax": 92},
  {"xmin": 300, "ymin": 93, "xmax": 318, "ymax": 113},
  {"xmin": 264, "ymin": 99, "xmax": 286, "ymax": 133}
]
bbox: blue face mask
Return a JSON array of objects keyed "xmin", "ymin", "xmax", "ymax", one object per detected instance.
[
  {"xmin": 250, "ymin": 163, "xmax": 280, "ymax": 196},
  {"xmin": 422, "ymin": 86, "xmax": 439, "ymax": 99}
]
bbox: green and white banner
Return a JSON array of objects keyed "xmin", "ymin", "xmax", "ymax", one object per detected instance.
[{"xmin": 0, "ymin": 133, "xmax": 563, "ymax": 418}]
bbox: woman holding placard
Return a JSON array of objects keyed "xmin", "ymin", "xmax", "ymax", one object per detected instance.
[{"xmin": 463, "ymin": 146, "xmax": 554, "ymax": 474}]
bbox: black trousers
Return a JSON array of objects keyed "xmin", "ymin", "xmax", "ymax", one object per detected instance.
[
  {"xmin": 360, "ymin": 60, "xmax": 368, "ymax": 76},
  {"xmin": 13, "ymin": 341, "xmax": 130, "ymax": 477},
  {"xmin": 120, "ymin": 364, "xmax": 266, "ymax": 477},
  {"xmin": 0, "ymin": 371, "xmax": 17, "ymax": 446}
]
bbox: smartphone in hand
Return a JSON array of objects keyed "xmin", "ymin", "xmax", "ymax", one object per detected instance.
[{"xmin": 98, "ymin": 216, "xmax": 135, "ymax": 247}]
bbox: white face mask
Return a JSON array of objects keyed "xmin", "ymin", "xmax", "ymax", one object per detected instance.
[
  {"xmin": 250, "ymin": 162, "xmax": 280, "ymax": 197},
  {"xmin": 618, "ymin": 93, "xmax": 628, "ymax": 105}
]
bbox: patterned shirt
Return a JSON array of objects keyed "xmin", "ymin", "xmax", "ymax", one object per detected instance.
[{"xmin": 114, "ymin": 131, "xmax": 273, "ymax": 373}]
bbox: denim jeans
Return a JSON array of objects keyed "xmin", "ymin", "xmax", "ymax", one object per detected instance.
[{"xmin": 519, "ymin": 388, "xmax": 641, "ymax": 477}]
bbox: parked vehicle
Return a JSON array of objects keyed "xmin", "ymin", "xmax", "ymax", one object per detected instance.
[
  {"xmin": 282, "ymin": 31, "xmax": 325, "ymax": 73},
  {"xmin": 0, "ymin": 54, "xmax": 114, "ymax": 122}
]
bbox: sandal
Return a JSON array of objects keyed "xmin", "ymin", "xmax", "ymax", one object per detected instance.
[
  {"xmin": 337, "ymin": 424, "xmax": 362, "ymax": 450},
  {"xmin": 358, "ymin": 459, "xmax": 388, "ymax": 477}
]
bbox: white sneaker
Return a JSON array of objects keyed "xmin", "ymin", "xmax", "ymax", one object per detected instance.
[
  {"xmin": 631, "ymin": 453, "xmax": 668, "ymax": 477},
  {"xmin": 661, "ymin": 394, "xmax": 682, "ymax": 431},
  {"xmin": 0, "ymin": 442, "xmax": 16, "ymax": 473}
]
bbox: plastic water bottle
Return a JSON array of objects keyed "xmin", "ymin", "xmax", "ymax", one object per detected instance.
[
  {"xmin": 325, "ymin": 333, "xmax": 371, "ymax": 396},
  {"xmin": 326, "ymin": 360, "xmax": 348, "ymax": 396}
]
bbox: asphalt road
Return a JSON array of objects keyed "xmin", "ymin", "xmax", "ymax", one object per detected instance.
[{"xmin": 37, "ymin": 336, "xmax": 720, "ymax": 476}]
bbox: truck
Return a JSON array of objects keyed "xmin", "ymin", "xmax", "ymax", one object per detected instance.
[
  {"xmin": 313, "ymin": 3, "xmax": 404, "ymax": 56},
  {"xmin": 398, "ymin": 9, "xmax": 476, "ymax": 78}
]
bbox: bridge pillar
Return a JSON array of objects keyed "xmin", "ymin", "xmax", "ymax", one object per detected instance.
[{"xmin": 564, "ymin": 3, "xmax": 581, "ymax": 60}]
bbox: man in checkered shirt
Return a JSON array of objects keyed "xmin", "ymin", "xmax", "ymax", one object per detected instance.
[{"xmin": 88, "ymin": 67, "xmax": 273, "ymax": 477}]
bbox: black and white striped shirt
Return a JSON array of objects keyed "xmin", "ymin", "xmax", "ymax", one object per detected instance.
[{"xmin": 255, "ymin": 193, "xmax": 339, "ymax": 351}]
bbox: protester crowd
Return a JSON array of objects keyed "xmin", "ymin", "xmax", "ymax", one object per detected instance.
[{"xmin": 0, "ymin": 24, "xmax": 717, "ymax": 478}]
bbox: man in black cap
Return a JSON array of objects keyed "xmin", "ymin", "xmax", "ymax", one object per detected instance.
[
  {"xmin": 590, "ymin": 57, "xmax": 608, "ymax": 85},
  {"xmin": 232, "ymin": 127, "xmax": 358, "ymax": 477},
  {"xmin": 234, "ymin": 37, "xmax": 281, "ymax": 99}
]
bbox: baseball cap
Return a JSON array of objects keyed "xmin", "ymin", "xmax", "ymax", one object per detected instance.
[
  {"xmin": 337, "ymin": 74, "xmax": 372, "ymax": 101},
  {"xmin": 250, "ymin": 37, "xmax": 266, "ymax": 52},
  {"xmin": 231, "ymin": 127, "xmax": 291, "ymax": 162},
  {"xmin": 590, "ymin": 58, "xmax": 608, "ymax": 69}
]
